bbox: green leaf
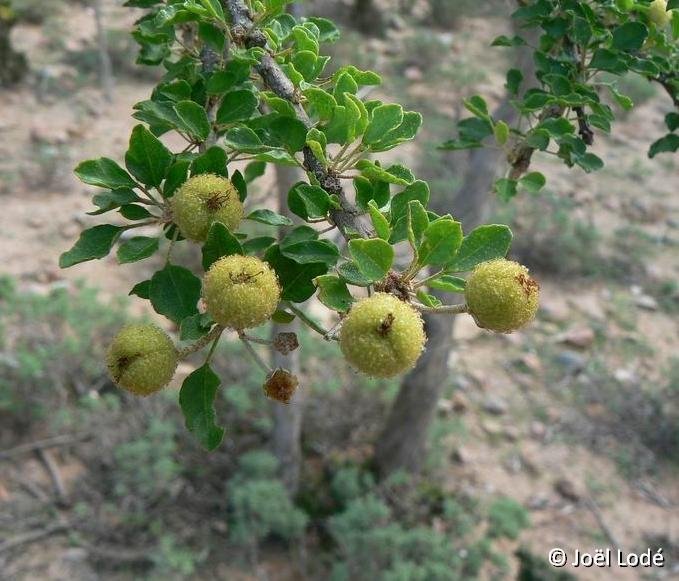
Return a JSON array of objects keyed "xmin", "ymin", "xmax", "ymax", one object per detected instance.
[
  {"xmin": 202, "ymin": 222, "xmax": 244, "ymax": 270},
  {"xmin": 337, "ymin": 261, "xmax": 372, "ymax": 287},
  {"xmin": 463, "ymin": 95, "xmax": 489, "ymax": 119},
  {"xmin": 505, "ymin": 68, "xmax": 523, "ymax": 96},
  {"xmin": 179, "ymin": 364, "xmax": 224, "ymax": 451},
  {"xmin": 314, "ymin": 275, "xmax": 354, "ymax": 312},
  {"xmin": 89, "ymin": 188, "xmax": 139, "ymax": 214},
  {"xmin": 363, "ymin": 104, "xmax": 404, "ymax": 144},
  {"xmin": 417, "ymin": 219, "xmax": 463, "ymax": 266},
  {"xmin": 281, "ymin": 240, "xmax": 340, "ymax": 266},
  {"xmin": 494, "ymin": 178, "xmax": 518, "ymax": 201},
  {"xmin": 207, "ymin": 61, "xmax": 251, "ymax": 94},
  {"xmin": 75, "ymin": 158, "xmax": 137, "ymax": 190},
  {"xmin": 288, "ymin": 182, "xmax": 331, "ymax": 221},
  {"xmin": 246, "ymin": 209, "xmax": 293, "ymax": 226},
  {"xmin": 149, "ymin": 264, "xmax": 201, "ymax": 324},
  {"xmin": 244, "ymin": 161, "xmax": 266, "ymax": 183},
  {"xmin": 242, "ymin": 236, "xmax": 275, "ymax": 254},
  {"xmin": 117, "ymin": 236, "xmax": 159, "ymax": 264},
  {"xmin": 191, "ymin": 146, "xmax": 228, "ymax": 176},
  {"xmin": 416, "ymin": 290, "xmax": 441, "ymax": 308},
  {"xmin": 200, "ymin": 0, "xmax": 225, "ymax": 22},
  {"xmin": 494, "ymin": 121, "xmax": 510, "ymax": 145},
  {"xmin": 163, "ymin": 160, "xmax": 190, "ymax": 197},
  {"xmin": 367, "ymin": 201, "xmax": 390, "ymax": 241},
  {"xmin": 427, "ymin": 274, "xmax": 466, "ymax": 293},
  {"xmin": 265, "ymin": 245, "xmax": 328, "ymax": 302},
  {"xmin": 370, "ymin": 111, "xmax": 423, "ymax": 151},
  {"xmin": 125, "ymin": 125, "xmax": 173, "ymax": 188},
  {"xmin": 391, "ymin": 180, "xmax": 430, "ymax": 224},
  {"xmin": 119, "ymin": 204, "xmax": 152, "ymax": 221},
  {"xmin": 518, "ymin": 171, "xmax": 546, "ymax": 194},
  {"xmin": 216, "ymin": 90, "xmax": 258, "ymax": 124},
  {"xmin": 174, "ymin": 100, "xmax": 211, "ymax": 141},
  {"xmin": 612, "ymin": 21, "xmax": 648, "ymax": 52},
  {"xmin": 59, "ymin": 224, "xmax": 124, "ymax": 268},
  {"xmin": 270, "ymin": 116, "xmax": 308, "ymax": 152},
  {"xmin": 179, "ymin": 313, "xmax": 214, "ymax": 341},
  {"xmin": 129, "ymin": 279, "xmax": 151, "ymax": 299},
  {"xmin": 575, "ymin": 152, "xmax": 604, "ymax": 172},
  {"xmin": 491, "ymin": 35, "xmax": 526, "ymax": 47},
  {"xmin": 356, "ymin": 160, "xmax": 412, "ymax": 185},
  {"xmin": 348, "ymin": 238, "xmax": 394, "ymax": 282},
  {"xmin": 447, "ymin": 224, "xmax": 512, "ymax": 272},
  {"xmin": 304, "ymin": 88, "xmax": 336, "ymax": 121},
  {"xmin": 407, "ymin": 200, "xmax": 429, "ymax": 247},
  {"xmin": 648, "ymin": 134, "xmax": 679, "ymax": 158}
]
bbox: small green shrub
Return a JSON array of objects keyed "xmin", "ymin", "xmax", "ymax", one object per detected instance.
[
  {"xmin": 227, "ymin": 451, "xmax": 308, "ymax": 547},
  {"xmin": 487, "ymin": 497, "xmax": 530, "ymax": 540},
  {"xmin": 0, "ymin": 276, "xmax": 127, "ymax": 430}
]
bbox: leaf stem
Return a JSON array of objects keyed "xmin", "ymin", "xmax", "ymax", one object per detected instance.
[
  {"xmin": 286, "ymin": 302, "xmax": 330, "ymax": 338},
  {"xmin": 414, "ymin": 303, "xmax": 469, "ymax": 315},
  {"xmin": 238, "ymin": 332, "xmax": 272, "ymax": 373},
  {"xmin": 178, "ymin": 325, "xmax": 225, "ymax": 359}
]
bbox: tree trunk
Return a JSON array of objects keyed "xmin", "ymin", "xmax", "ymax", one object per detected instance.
[
  {"xmin": 93, "ymin": 0, "xmax": 114, "ymax": 102},
  {"xmin": 351, "ymin": 0, "xmax": 386, "ymax": 37},
  {"xmin": 374, "ymin": 27, "xmax": 535, "ymax": 478},
  {"xmin": 271, "ymin": 164, "xmax": 305, "ymax": 495},
  {"xmin": 0, "ymin": 1, "xmax": 27, "ymax": 88}
]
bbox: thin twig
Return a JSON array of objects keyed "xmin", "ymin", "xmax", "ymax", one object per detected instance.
[
  {"xmin": 178, "ymin": 325, "xmax": 225, "ymax": 359},
  {"xmin": 238, "ymin": 333, "xmax": 272, "ymax": 374},
  {"xmin": 0, "ymin": 523, "xmax": 69, "ymax": 554},
  {"xmin": 37, "ymin": 449, "xmax": 68, "ymax": 506},
  {"xmin": 0, "ymin": 433, "xmax": 91, "ymax": 460},
  {"xmin": 286, "ymin": 303, "xmax": 330, "ymax": 338},
  {"xmin": 414, "ymin": 303, "xmax": 469, "ymax": 315}
]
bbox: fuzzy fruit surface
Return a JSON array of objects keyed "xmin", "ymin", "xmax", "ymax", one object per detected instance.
[
  {"xmin": 171, "ymin": 174, "xmax": 244, "ymax": 241},
  {"xmin": 203, "ymin": 255, "xmax": 280, "ymax": 330},
  {"xmin": 339, "ymin": 293, "xmax": 426, "ymax": 378},
  {"xmin": 465, "ymin": 259, "xmax": 539, "ymax": 333},
  {"xmin": 106, "ymin": 324, "xmax": 178, "ymax": 396},
  {"xmin": 649, "ymin": 0, "xmax": 671, "ymax": 26}
]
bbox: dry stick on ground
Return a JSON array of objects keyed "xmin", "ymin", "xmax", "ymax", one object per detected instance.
[
  {"xmin": 0, "ymin": 522, "xmax": 69, "ymax": 554},
  {"xmin": 36, "ymin": 449, "xmax": 69, "ymax": 507},
  {"xmin": 0, "ymin": 433, "xmax": 92, "ymax": 461},
  {"xmin": 224, "ymin": 0, "xmax": 374, "ymax": 241},
  {"xmin": 584, "ymin": 496, "xmax": 621, "ymax": 550}
]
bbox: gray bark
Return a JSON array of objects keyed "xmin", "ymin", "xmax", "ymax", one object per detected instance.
[
  {"xmin": 0, "ymin": 1, "xmax": 27, "ymax": 87},
  {"xmin": 271, "ymin": 164, "xmax": 305, "ymax": 495},
  {"xmin": 374, "ymin": 29, "xmax": 535, "ymax": 478},
  {"xmin": 93, "ymin": 0, "xmax": 114, "ymax": 102}
]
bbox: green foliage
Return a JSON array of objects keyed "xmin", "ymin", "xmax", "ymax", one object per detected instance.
[
  {"xmin": 227, "ymin": 451, "xmax": 308, "ymax": 546},
  {"xmin": 487, "ymin": 497, "xmax": 530, "ymax": 540},
  {"xmin": 0, "ymin": 276, "xmax": 127, "ymax": 427},
  {"xmin": 56, "ymin": 0, "xmax": 675, "ymax": 450},
  {"xmin": 442, "ymin": 0, "xmax": 679, "ymax": 194}
]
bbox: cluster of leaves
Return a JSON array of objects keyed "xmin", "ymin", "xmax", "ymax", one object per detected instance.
[
  {"xmin": 442, "ymin": 0, "xmax": 679, "ymax": 200},
  {"xmin": 60, "ymin": 0, "xmax": 516, "ymax": 449}
]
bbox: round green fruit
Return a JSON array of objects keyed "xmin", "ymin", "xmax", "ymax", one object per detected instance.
[
  {"xmin": 339, "ymin": 293, "xmax": 426, "ymax": 379},
  {"xmin": 464, "ymin": 259, "xmax": 540, "ymax": 333},
  {"xmin": 171, "ymin": 174, "xmax": 244, "ymax": 242},
  {"xmin": 106, "ymin": 324, "xmax": 178, "ymax": 396},
  {"xmin": 649, "ymin": 0, "xmax": 671, "ymax": 26},
  {"xmin": 203, "ymin": 255, "xmax": 281, "ymax": 330}
]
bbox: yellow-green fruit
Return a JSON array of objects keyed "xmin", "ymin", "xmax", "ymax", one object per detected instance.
[
  {"xmin": 171, "ymin": 174, "xmax": 244, "ymax": 241},
  {"xmin": 203, "ymin": 255, "xmax": 281, "ymax": 330},
  {"xmin": 464, "ymin": 259, "xmax": 540, "ymax": 333},
  {"xmin": 339, "ymin": 293, "xmax": 426, "ymax": 379},
  {"xmin": 106, "ymin": 324, "xmax": 178, "ymax": 396},
  {"xmin": 649, "ymin": 0, "xmax": 671, "ymax": 26}
]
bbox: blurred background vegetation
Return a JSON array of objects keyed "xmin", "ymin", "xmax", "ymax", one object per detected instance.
[{"xmin": 0, "ymin": 0, "xmax": 677, "ymax": 579}]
